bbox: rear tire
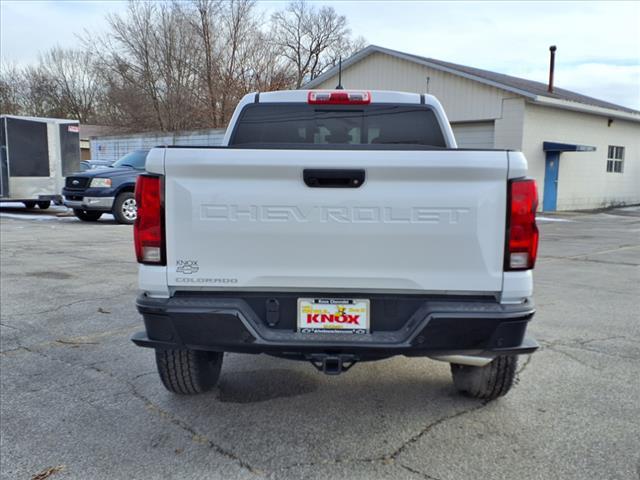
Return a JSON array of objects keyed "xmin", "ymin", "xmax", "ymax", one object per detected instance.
[
  {"xmin": 73, "ymin": 209, "xmax": 102, "ymax": 221},
  {"xmin": 112, "ymin": 192, "xmax": 136, "ymax": 224},
  {"xmin": 37, "ymin": 201, "xmax": 51, "ymax": 210},
  {"xmin": 451, "ymin": 355, "xmax": 517, "ymax": 401},
  {"xmin": 23, "ymin": 201, "xmax": 36, "ymax": 209},
  {"xmin": 155, "ymin": 349, "xmax": 223, "ymax": 395}
]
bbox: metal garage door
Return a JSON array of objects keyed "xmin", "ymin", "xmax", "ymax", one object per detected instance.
[{"xmin": 451, "ymin": 122, "xmax": 495, "ymax": 149}]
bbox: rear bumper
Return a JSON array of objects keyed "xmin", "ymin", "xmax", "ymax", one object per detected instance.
[{"xmin": 132, "ymin": 292, "xmax": 538, "ymax": 359}]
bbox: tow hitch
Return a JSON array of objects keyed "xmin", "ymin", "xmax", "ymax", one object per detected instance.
[{"xmin": 308, "ymin": 354, "xmax": 358, "ymax": 375}]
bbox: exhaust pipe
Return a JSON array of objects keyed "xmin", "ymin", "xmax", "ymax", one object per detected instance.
[{"xmin": 430, "ymin": 355, "xmax": 493, "ymax": 367}]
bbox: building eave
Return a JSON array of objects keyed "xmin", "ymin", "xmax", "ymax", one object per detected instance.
[{"xmin": 531, "ymin": 96, "xmax": 640, "ymax": 123}]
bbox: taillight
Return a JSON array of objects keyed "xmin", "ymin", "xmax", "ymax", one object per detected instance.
[
  {"xmin": 134, "ymin": 175, "xmax": 165, "ymax": 265},
  {"xmin": 308, "ymin": 90, "xmax": 371, "ymax": 105},
  {"xmin": 506, "ymin": 179, "xmax": 539, "ymax": 270}
]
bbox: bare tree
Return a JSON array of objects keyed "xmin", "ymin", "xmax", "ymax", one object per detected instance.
[
  {"xmin": 190, "ymin": 0, "xmax": 294, "ymax": 126},
  {"xmin": 246, "ymin": 31, "xmax": 296, "ymax": 92},
  {"xmin": 0, "ymin": 63, "xmax": 23, "ymax": 115},
  {"xmin": 1, "ymin": 55, "xmax": 102, "ymax": 121},
  {"xmin": 218, "ymin": 0, "xmax": 256, "ymax": 124},
  {"xmin": 271, "ymin": 1, "xmax": 357, "ymax": 88},
  {"xmin": 6, "ymin": 0, "xmax": 365, "ymax": 129},
  {"xmin": 99, "ymin": 2, "xmax": 169, "ymax": 130},
  {"xmin": 192, "ymin": 0, "xmax": 224, "ymax": 126},
  {"xmin": 6, "ymin": 64, "xmax": 69, "ymax": 119},
  {"xmin": 38, "ymin": 47, "xmax": 102, "ymax": 122},
  {"xmin": 21, "ymin": 66, "xmax": 60, "ymax": 117},
  {"xmin": 96, "ymin": 1, "xmax": 204, "ymax": 131}
]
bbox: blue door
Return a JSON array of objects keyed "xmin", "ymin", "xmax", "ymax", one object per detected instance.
[{"xmin": 543, "ymin": 152, "xmax": 559, "ymax": 211}]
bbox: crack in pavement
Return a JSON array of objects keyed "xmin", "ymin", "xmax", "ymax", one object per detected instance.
[
  {"xmin": 10, "ymin": 290, "xmax": 136, "ymax": 318},
  {"xmin": 537, "ymin": 244, "xmax": 640, "ymax": 266},
  {"xmin": 514, "ymin": 354, "xmax": 534, "ymax": 388},
  {"xmin": 574, "ymin": 335, "xmax": 628, "ymax": 346},
  {"xmin": 544, "ymin": 345, "xmax": 602, "ymax": 370},
  {"xmin": 539, "ymin": 334, "xmax": 636, "ymax": 347},
  {"xmin": 0, "ymin": 346, "xmax": 32, "ymax": 356},
  {"xmin": 399, "ymin": 463, "xmax": 443, "ymax": 480},
  {"xmin": 539, "ymin": 336, "xmax": 639, "ymax": 363},
  {"xmin": 564, "ymin": 257, "xmax": 639, "ymax": 267},
  {"xmin": 564, "ymin": 344, "xmax": 639, "ymax": 361},
  {"xmin": 9, "ymin": 344, "xmax": 264, "ymax": 478},
  {"xmin": 63, "ymin": 253, "xmax": 135, "ymax": 265},
  {"xmin": 384, "ymin": 401, "xmax": 487, "ymax": 462},
  {"xmin": 0, "ymin": 322, "xmax": 21, "ymax": 331},
  {"xmin": 0, "ymin": 326, "xmax": 138, "ymax": 356},
  {"xmin": 516, "ymin": 354, "xmax": 533, "ymax": 375},
  {"xmin": 274, "ymin": 401, "xmax": 487, "ymax": 476},
  {"xmin": 135, "ymin": 389, "xmax": 264, "ymax": 477}
]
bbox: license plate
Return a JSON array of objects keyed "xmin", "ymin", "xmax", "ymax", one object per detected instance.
[{"xmin": 297, "ymin": 298, "xmax": 370, "ymax": 334}]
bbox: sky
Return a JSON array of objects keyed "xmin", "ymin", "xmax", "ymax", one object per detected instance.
[{"xmin": 1, "ymin": 0, "xmax": 639, "ymax": 109}]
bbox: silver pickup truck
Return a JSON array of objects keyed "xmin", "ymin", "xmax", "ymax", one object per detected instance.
[{"xmin": 131, "ymin": 89, "xmax": 540, "ymax": 400}]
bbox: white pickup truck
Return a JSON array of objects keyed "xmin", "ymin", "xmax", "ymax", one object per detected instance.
[{"xmin": 131, "ymin": 90, "xmax": 539, "ymax": 400}]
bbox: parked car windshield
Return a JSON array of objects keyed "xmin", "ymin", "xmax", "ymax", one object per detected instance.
[
  {"xmin": 112, "ymin": 150, "xmax": 149, "ymax": 169},
  {"xmin": 230, "ymin": 104, "xmax": 446, "ymax": 148}
]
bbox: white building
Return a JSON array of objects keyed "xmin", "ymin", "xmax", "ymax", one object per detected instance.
[{"xmin": 305, "ymin": 45, "xmax": 640, "ymax": 211}]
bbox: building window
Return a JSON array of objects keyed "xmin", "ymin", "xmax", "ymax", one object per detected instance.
[{"xmin": 607, "ymin": 145, "xmax": 624, "ymax": 173}]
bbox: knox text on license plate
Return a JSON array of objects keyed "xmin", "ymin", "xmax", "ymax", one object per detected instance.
[{"xmin": 297, "ymin": 298, "xmax": 370, "ymax": 334}]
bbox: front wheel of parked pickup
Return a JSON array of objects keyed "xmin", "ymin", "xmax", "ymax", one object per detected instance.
[
  {"xmin": 112, "ymin": 192, "xmax": 136, "ymax": 224},
  {"xmin": 37, "ymin": 201, "xmax": 51, "ymax": 209},
  {"xmin": 451, "ymin": 355, "xmax": 517, "ymax": 401},
  {"xmin": 73, "ymin": 209, "xmax": 102, "ymax": 221},
  {"xmin": 155, "ymin": 349, "xmax": 223, "ymax": 395}
]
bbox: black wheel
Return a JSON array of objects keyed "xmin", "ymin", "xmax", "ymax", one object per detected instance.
[
  {"xmin": 23, "ymin": 201, "xmax": 36, "ymax": 209},
  {"xmin": 155, "ymin": 349, "xmax": 223, "ymax": 395},
  {"xmin": 73, "ymin": 209, "xmax": 103, "ymax": 222},
  {"xmin": 112, "ymin": 192, "xmax": 136, "ymax": 224},
  {"xmin": 37, "ymin": 201, "xmax": 51, "ymax": 210},
  {"xmin": 451, "ymin": 355, "xmax": 517, "ymax": 401}
]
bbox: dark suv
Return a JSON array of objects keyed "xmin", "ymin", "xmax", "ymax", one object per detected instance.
[{"xmin": 63, "ymin": 150, "xmax": 148, "ymax": 224}]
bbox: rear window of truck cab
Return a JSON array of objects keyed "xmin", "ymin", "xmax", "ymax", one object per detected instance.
[{"xmin": 230, "ymin": 104, "xmax": 446, "ymax": 148}]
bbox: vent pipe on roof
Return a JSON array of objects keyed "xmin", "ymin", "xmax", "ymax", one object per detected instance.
[
  {"xmin": 548, "ymin": 45, "xmax": 557, "ymax": 93},
  {"xmin": 335, "ymin": 57, "xmax": 344, "ymax": 90}
]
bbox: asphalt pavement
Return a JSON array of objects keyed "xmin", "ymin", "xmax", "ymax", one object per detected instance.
[{"xmin": 1, "ymin": 205, "xmax": 639, "ymax": 480}]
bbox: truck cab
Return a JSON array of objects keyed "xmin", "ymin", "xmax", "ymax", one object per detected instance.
[{"xmin": 131, "ymin": 90, "xmax": 539, "ymax": 400}]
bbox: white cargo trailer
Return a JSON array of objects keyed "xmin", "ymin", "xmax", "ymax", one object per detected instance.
[{"xmin": 0, "ymin": 115, "xmax": 81, "ymax": 208}]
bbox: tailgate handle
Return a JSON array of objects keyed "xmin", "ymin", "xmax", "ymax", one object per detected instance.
[{"xmin": 303, "ymin": 169, "xmax": 365, "ymax": 188}]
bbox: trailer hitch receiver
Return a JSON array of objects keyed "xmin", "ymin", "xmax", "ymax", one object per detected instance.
[{"xmin": 308, "ymin": 354, "xmax": 358, "ymax": 375}]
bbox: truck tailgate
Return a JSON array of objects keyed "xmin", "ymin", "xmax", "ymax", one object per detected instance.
[{"xmin": 162, "ymin": 148, "xmax": 508, "ymax": 293}]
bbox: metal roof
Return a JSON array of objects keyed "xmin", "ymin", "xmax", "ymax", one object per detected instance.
[{"xmin": 304, "ymin": 45, "xmax": 640, "ymax": 117}]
